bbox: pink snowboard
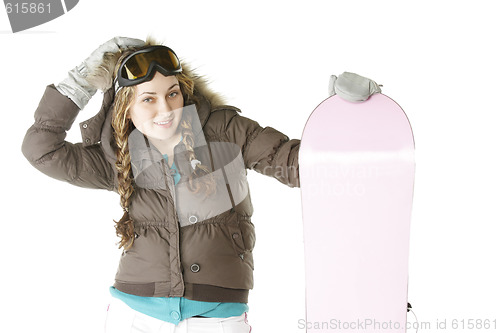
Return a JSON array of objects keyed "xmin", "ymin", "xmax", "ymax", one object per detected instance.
[{"xmin": 299, "ymin": 93, "xmax": 414, "ymax": 332}]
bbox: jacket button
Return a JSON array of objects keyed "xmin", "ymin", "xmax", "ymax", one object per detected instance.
[
  {"xmin": 188, "ymin": 215, "xmax": 198, "ymax": 224},
  {"xmin": 190, "ymin": 263, "xmax": 200, "ymax": 273},
  {"xmin": 232, "ymin": 233, "xmax": 239, "ymax": 239},
  {"xmin": 170, "ymin": 311, "xmax": 180, "ymax": 320},
  {"xmin": 134, "ymin": 233, "xmax": 139, "ymax": 239},
  {"xmin": 82, "ymin": 123, "xmax": 88, "ymax": 129},
  {"xmin": 85, "ymin": 138, "xmax": 90, "ymax": 143}
]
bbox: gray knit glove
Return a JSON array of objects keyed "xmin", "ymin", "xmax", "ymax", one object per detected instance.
[
  {"xmin": 328, "ymin": 72, "xmax": 381, "ymax": 102},
  {"xmin": 56, "ymin": 37, "xmax": 145, "ymax": 109}
]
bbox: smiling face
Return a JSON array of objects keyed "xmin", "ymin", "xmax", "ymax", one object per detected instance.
[{"xmin": 127, "ymin": 72, "xmax": 185, "ymax": 150}]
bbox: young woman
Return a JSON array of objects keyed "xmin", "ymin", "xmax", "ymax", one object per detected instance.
[{"xmin": 22, "ymin": 37, "xmax": 376, "ymax": 332}]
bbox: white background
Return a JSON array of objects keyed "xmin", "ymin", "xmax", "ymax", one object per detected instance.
[{"xmin": 1, "ymin": 0, "xmax": 499, "ymax": 332}]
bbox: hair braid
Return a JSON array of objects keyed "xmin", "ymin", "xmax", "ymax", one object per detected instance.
[
  {"xmin": 112, "ymin": 87, "xmax": 136, "ymax": 250},
  {"xmin": 180, "ymin": 113, "xmax": 216, "ymax": 195},
  {"xmin": 174, "ymin": 72, "xmax": 216, "ymax": 195}
]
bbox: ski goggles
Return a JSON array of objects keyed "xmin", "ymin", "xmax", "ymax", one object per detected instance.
[{"xmin": 116, "ymin": 45, "xmax": 182, "ymax": 88}]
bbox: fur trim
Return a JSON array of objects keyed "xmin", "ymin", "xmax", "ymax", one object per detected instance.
[
  {"xmin": 181, "ymin": 62, "xmax": 226, "ymax": 107},
  {"xmin": 85, "ymin": 39, "xmax": 226, "ymax": 107},
  {"xmin": 86, "ymin": 51, "xmax": 123, "ymax": 92}
]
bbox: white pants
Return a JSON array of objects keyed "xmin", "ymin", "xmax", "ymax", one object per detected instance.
[{"xmin": 104, "ymin": 297, "xmax": 252, "ymax": 333}]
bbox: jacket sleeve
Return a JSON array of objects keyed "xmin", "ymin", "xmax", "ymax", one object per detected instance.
[
  {"xmin": 222, "ymin": 108, "xmax": 300, "ymax": 188},
  {"xmin": 21, "ymin": 85, "xmax": 115, "ymax": 191}
]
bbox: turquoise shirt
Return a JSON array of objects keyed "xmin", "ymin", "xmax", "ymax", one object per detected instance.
[
  {"xmin": 110, "ymin": 287, "xmax": 248, "ymax": 325},
  {"xmin": 110, "ymin": 153, "xmax": 248, "ymax": 324},
  {"xmin": 165, "ymin": 154, "xmax": 181, "ymax": 185}
]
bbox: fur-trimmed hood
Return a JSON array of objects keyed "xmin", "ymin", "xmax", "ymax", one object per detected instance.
[
  {"xmin": 85, "ymin": 38, "xmax": 226, "ymax": 107},
  {"xmin": 78, "ymin": 42, "xmax": 230, "ymax": 166}
]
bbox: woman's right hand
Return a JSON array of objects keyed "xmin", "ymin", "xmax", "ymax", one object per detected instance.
[
  {"xmin": 84, "ymin": 37, "xmax": 145, "ymax": 74},
  {"xmin": 56, "ymin": 37, "xmax": 145, "ymax": 110}
]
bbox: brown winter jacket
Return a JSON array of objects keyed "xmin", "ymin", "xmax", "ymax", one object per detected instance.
[{"xmin": 22, "ymin": 81, "xmax": 300, "ymax": 303}]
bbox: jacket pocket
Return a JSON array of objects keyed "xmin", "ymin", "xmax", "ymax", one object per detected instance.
[
  {"xmin": 227, "ymin": 219, "xmax": 255, "ymax": 270},
  {"xmin": 239, "ymin": 220, "xmax": 256, "ymax": 251}
]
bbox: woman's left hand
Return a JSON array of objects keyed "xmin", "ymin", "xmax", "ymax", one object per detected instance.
[{"xmin": 328, "ymin": 72, "xmax": 382, "ymax": 102}]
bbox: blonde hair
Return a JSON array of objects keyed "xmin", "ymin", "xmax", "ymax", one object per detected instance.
[{"xmin": 111, "ymin": 48, "xmax": 215, "ymax": 250}]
